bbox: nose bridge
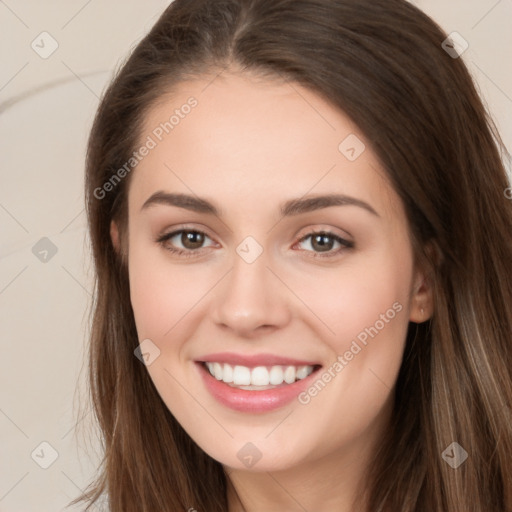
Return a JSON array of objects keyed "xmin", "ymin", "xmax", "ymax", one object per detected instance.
[{"xmin": 213, "ymin": 237, "xmax": 290, "ymax": 334}]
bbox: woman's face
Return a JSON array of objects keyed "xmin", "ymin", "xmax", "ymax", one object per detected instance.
[{"xmin": 115, "ymin": 70, "xmax": 430, "ymax": 473}]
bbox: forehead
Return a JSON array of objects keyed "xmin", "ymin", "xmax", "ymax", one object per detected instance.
[{"xmin": 128, "ymin": 71, "xmax": 399, "ymax": 219}]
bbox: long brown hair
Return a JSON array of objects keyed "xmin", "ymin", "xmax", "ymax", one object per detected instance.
[{"xmin": 72, "ymin": 0, "xmax": 512, "ymax": 510}]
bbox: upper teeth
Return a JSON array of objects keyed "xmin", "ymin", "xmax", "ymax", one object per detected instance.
[{"xmin": 205, "ymin": 362, "xmax": 315, "ymax": 386}]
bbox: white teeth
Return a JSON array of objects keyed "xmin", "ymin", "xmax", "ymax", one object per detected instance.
[
  {"xmin": 213, "ymin": 362, "xmax": 223, "ymax": 380},
  {"xmin": 204, "ymin": 362, "xmax": 315, "ymax": 386},
  {"xmin": 251, "ymin": 366, "xmax": 270, "ymax": 386},
  {"xmin": 284, "ymin": 365, "xmax": 296, "ymax": 384},
  {"xmin": 269, "ymin": 365, "xmax": 284, "ymax": 385},
  {"xmin": 222, "ymin": 363, "xmax": 233, "ymax": 383},
  {"xmin": 232, "ymin": 365, "xmax": 251, "ymax": 385},
  {"xmin": 296, "ymin": 366, "xmax": 309, "ymax": 380}
]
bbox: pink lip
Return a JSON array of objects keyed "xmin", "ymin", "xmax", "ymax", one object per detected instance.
[
  {"xmin": 195, "ymin": 361, "xmax": 322, "ymax": 413},
  {"xmin": 196, "ymin": 352, "xmax": 320, "ymax": 368}
]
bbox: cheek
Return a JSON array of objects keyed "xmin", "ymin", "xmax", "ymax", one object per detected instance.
[
  {"xmin": 289, "ymin": 243, "xmax": 414, "ymax": 414},
  {"xmin": 127, "ymin": 244, "xmax": 218, "ymax": 433},
  {"xmin": 283, "ymin": 250, "xmax": 413, "ymax": 449},
  {"xmin": 294, "ymin": 249, "xmax": 412, "ymax": 347},
  {"xmin": 128, "ymin": 241, "xmax": 206, "ymax": 339},
  {"xmin": 336, "ymin": 266, "xmax": 409, "ymax": 349}
]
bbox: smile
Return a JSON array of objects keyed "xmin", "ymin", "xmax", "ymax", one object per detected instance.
[
  {"xmin": 204, "ymin": 362, "xmax": 316, "ymax": 389},
  {"xmin": 195, "ymin": 357, "xmax": 323, "ymax": 413}
]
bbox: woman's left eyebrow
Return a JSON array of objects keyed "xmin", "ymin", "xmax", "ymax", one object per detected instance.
[{"xmin": 140, "ymin": 191, "xmax": 380, "ymax": 218}]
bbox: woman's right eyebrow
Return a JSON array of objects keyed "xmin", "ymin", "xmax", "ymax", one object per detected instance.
[
  {"xmin": 141, "ymin": 191, "xmax": 218, "ymax": 215},
  {"xmin": 140, "ymin": 191, "xmax": 380, "ymax": 218}
]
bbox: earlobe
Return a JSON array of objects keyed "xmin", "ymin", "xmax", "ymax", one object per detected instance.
[
  {"xmin": 110, "ymin": 220, "xmax": 120, "ymax": 253},
  {"xmin": 409, "ymin": 269, "xmax": 434, "ymax": 323},
  {"xmin": 409, "ymin": 241, "xmax": 439, "ymax": 323}
]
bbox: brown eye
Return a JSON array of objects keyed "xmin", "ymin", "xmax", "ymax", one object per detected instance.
[
  {"xmin": 310, "ymin": 233, "xmax": 336, "ymax": 252},
  {"xmin": 156, "ymin": 229, "xmax": 215, "ymax": 257},
  {"xmin": 296, "ymin": 231, "xmax": 354, "ymax": 258},
  {"xmin": 180, "ymin": 230, "xmax": 205, "ymax": 249}
]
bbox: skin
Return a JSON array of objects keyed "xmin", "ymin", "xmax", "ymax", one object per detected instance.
[{"xmin": 111, "ymin": 69, "xmax": 433, "ymax": 512}]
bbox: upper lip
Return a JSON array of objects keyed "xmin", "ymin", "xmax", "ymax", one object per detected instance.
[{"xmin": 196, "ymin": 352, "xmax": 322, "ymax": 368}]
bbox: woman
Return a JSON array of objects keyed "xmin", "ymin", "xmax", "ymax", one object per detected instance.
[{"xmin": 73, "ymin": 0, "xmax": 512, "ymax": 510}]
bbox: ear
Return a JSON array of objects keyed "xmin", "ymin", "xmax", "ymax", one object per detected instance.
[
  {"xmin": 409, "ymin": 269, "xmax": 434, "ymax": 323},
  {"xmin": 110, "ymin": 220, "xmax": 120, "ymax": 253},
  {"xmin": 409, "ymin": 243, "xmax": 437, "ymax": 323}
]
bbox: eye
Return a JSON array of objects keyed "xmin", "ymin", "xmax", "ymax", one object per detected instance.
[
  {"xmin": 295, "ymin": 230, "xmax": 354, "ymax": 258},
  {"xmin": 156, "ymin": 228, "xmax": 215, "ymax": 258},
  {"xmin": 156, "ymin": 227, "xmax": 354, "ymax": 260}
]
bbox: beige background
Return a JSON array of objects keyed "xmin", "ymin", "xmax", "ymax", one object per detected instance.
[{"xmin": 0, "ymin": 1, "xmax": 511, "ymax": 510}]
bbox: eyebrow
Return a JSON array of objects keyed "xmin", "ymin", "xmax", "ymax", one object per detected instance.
[{"xmin": 141, "ymin": 191, "xmax": 379, "ymax": 217}]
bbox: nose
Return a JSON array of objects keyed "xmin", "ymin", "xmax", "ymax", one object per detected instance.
[{"xmin": 212, "ymin": 249, "xmax": 292, "ymax": 338}]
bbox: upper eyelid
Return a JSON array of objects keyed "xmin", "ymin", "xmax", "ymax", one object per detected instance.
[{"xmin": 158, "ymin": 224, "xmax": 351, "ymax": 238}]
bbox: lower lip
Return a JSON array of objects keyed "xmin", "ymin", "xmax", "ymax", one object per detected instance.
[{"xmin": 196, "ymin": 362, "xmax": 321, "ymax": 413}]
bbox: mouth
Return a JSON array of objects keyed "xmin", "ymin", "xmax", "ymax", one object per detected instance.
[
  {"xmin": 199, "ymin": 361, "xmax": 322, "ymax": 390},
  {"xmin": 195, "ymin": 359, "xmax": 323, "ymax": 413}
]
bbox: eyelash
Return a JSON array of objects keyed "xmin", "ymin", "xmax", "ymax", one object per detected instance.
[{"xmin": 156, "ymin": 227, "xmax": 354, "ymax": 259}]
